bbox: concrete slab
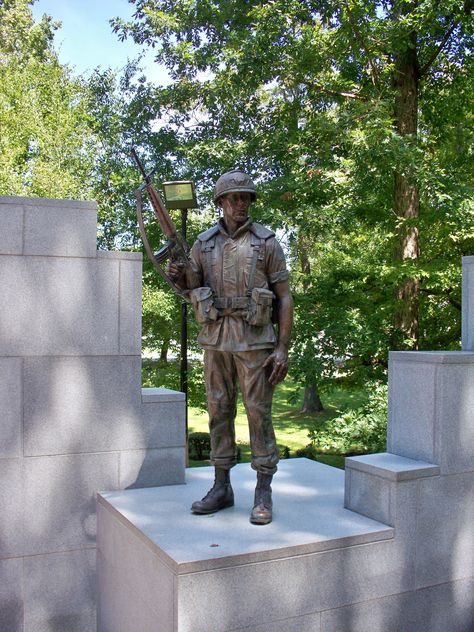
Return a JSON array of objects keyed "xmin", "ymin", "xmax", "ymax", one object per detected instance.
[
  {"xmin": 23, "ymin": 356, "xmax": 152, "ymax": 455},
  {"xmin": 119, "ymin": 447, "xmax": 186, "ymax": 488},
  {"xmin": 23, "ymin": 199, "xmax": 97, "ymax": 258},
  {"xmin": 98, "ymin": 459, "xmax": 393, "ymax": 574},
  {"xmin": 388, "ymin": 351, "xmax": 474, "ymax": 472},
  {"xmin": 0, "ymin": 201, "xmax": 23, "ymax": 254},
  {"xmin": 0, "ymin": 458, "xmax": 24, "ymax": 558},
  {"xmin": 415, "ymin": 471, "xmax": 474, "ymax": 587},
  {"xmin": 0, "ymin": 558, "xmax": 23, "ymax": 632},
  {"xmin": 98, "ymin": 459, "xmax": 406, "ymax": 632},
  {"xmin": 119, "ymin": 258, "xmax": 142, "ymax": 355},
  {"xmin": 345, "ymin": 452, "xmax": 440, "ymax": 481},
  {"xmin": 0, "ymin": 357, "xmax": 22, "ymax": 458},
  {"xmin": 0, "ymin": 256, "xmax": 120, "ymax": 356},
  {"xmin": 462, "ymin": 255, "xmax": 474, "ymax": 350},
  {"xmin": 23, "ymin": 548, "xmax": 96, "ymax": 632},
  {"xmin": 23, "ymin": 452, "xmax": 119, "ymax": 555}
]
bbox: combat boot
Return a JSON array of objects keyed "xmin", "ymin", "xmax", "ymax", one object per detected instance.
[
  {"xmin": 250, "ymin": 472, "xmax": 273, "ymax": 525},
  {"xmin": 191, "ymin": 467, "xmax": 234, "ymax": 514}
]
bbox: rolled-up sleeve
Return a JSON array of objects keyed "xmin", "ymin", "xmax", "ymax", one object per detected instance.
[{"xmin": 266, "ymin": 237, "xmax": 289, "ymax": 285}]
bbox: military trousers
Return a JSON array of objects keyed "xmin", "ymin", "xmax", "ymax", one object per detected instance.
[{"xmin": 204, "ymin": 348, "xmax": 279, "ymax": 475}]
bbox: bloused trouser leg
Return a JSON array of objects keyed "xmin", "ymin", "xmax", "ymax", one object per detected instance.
[
  {"xmin": 204, "ymin": 350, "xmax": 239, "ymax": 470},
  {"xmin": 234, "ymin": 349, "xmax": 279, "ymax": 476}
]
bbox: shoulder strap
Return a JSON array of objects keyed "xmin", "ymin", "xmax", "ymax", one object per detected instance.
[
  {"xmin": 247, "ymin": 237, "xmax": 265, "ymax": 296},
  {"xmin": 201, "ymin": 236, "xmax": 216, "ymax": 288}
]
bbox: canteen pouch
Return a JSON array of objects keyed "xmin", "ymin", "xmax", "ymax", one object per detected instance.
[
  {"xmin": 189, "ymin": 287, "xmax": 219, "ymax": 325},
  {"xmin": 246, "ymin": 287, "xmax": 275, "ymax": 326}
]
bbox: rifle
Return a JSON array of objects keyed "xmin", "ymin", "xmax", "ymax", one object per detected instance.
[{"xmin": 132, "ymin": 148, "xmax": 190, "ymax": 298}]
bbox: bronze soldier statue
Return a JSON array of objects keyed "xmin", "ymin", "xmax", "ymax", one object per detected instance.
[{"xmin": 169, "ymin": 170, "xmax": 293, "ymax": 525}]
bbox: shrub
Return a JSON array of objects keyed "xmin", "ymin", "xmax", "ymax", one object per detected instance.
[
  {"xmin": 295, "ymin": 445, "xmax": 318, "ymax": 460},
  {"xmin": 277, "ymin": 444, "xmax": 291, "ymax": 459},
  {"xmin": 188, "ymin": 432, "xmax": 211, "ymax": 460},
  {"xmin": 308, "ymin": 382, "xmax": 388, "ymax": 455}
]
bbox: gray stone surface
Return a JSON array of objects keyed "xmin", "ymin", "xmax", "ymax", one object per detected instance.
[
  {"xmin": 415, "ymin": 472, "xmax": 474, "ymax": 587},
  {"xmin": 0, "ymin": 201, "xmax": 23, "ymax": 254},
  {"xmin": 1, "ymin": 195, "xmax": 188, "ymax": 632},
  {"xmin": 388, "ymin": 352, "xmax": 474, "ymax": 473},
  {"xmin": 408, "ymin": 578, "xmax": 474, "ymax": 632},
  {"xmin": 23, "ymin": 356, "xmax": 185, "ymax": 456},
  {"xmin": 98, "ymin": 551, "xmax": 166, "ymax": 632},
  {"xmin": 119, "ymin": 258, "xmax": 142, "ymax": 355},
  {"xmin": 321, "ymin": 578, "xmax": 473, "ymax": 632},
  {"xmin": 142, "ymin": 387, "xmax": 186, "ymax": 403},
  {"xmin": 388, "ymin": 356, "xmax": 437, "ymax": 463},
  {"xmin": 24, "ymin": 356, "xmax": 154, "ymax": 455},
  {"xmin": 436, "ymin": 362, "xmax": 474, "ymax": 474},
  {"xmin": 99, "ymin": 459, "xmax": 393, "ymax": 573},
  {"xmin": 345, "ymin": 452, "xmax": 440, "ymax": 481},
  {"xmin": 23, "ymin": 453, "xmax": 119, "ymax": 555},
  {"xmin": 321, "ymin": 592, "xmax": 415, "ymax": 632},
  {"xmin": 141, "ymin": 400, "xmax": 186, "ymax": 447},
  {"xmin": 97, "ymin": 250, "xmax": 143, "ymax": 261},
  {"xmin": 23, "ymin": 199, "xmax": 97, "ymax": 258},
  {"xmin": 0, "ymin": 357, "xmax": 22, "ymax": 457},
  {"xmin": 0, "ymin": 558, "xmax": 23, "ymax": 632},
  {"xmin": 97, "ymin": 503, "xmax": 174, "ymax": 631},
  {"xmin": 119, "ymin": 447, "xmax": 185, "ymax": 488},
  {"xmin": 344, "ymin": 467, "xmax": 391, "ymax": 525},
  {"xmin": 99, "ymin": 460, "xmax": 418, "ymax": 632},
  {"xmin": 0, "ymin": 458, "xmax": 23, "ymax": 558},
  {"xmin": 462, "ymin": 255, "xmax": 474, "ymax": 350},
  {"xmin": 23, "ymin": 548, "xmax": 96, "ymax": 632},
  {"xmin": 176, "ymin": 538, "xmax": 411, "ymax": 632},
  {"xmin": 0, "ymin": 256, "xmax": 120, "ymax": 356},
  {"xmin": 231, "ymin": 613, "xmax": 321, "ymax": 632}
]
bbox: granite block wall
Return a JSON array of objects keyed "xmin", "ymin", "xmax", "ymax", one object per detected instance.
[{"xmin": 0, "ymin": 196, "xmax": 186, "ymax": 631}]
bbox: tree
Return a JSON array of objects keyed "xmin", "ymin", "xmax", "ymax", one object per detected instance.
[
  {"xmin": 111, "ymin": 1, "xmax": 473, "ymax": 394},
  {"xmin": 0, "ymin": 0, "xmax": 96, "ymax": 199}
]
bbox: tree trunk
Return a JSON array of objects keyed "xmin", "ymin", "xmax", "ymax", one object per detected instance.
[
  {"xmin": 297, "ymin": 233, "xmax": 325, "ymax": 413},
  {"xmin": 301, "ymin": 376, "xmax": 324, "ymax": 413},
  {"xmin": 160, "ymin": 336, "xmax": 170, "ymax": 363},
  {"xmin": 392, "ymin": 1, "xmax": 421, "ymax": 349}
]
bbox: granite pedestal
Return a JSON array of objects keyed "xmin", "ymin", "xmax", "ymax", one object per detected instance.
[{"xmin": 97, "ymin": 456, "xmax": 474, "ymax": 632}]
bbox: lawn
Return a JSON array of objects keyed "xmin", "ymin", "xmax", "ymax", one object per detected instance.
[{"xmin": 188, "ymin": 380, "xmax": 368, "ymax": 470}]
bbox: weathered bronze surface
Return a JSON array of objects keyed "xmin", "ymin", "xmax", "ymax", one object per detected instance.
[
  {"xmin": 169, "ymin": 170, "xmax": 294, "ymax": 524},
  {"xmin": 132, "ymin": 148, "xmax": 194, "ymax": 296}
]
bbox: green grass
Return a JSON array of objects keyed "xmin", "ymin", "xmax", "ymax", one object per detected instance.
[{"xmin": 188, "ymin": 380, "xmax": 368, "ymax": 470}]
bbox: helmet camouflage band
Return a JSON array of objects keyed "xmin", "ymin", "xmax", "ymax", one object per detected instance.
[{"xmin": 213, "ymin": 169, "xmax": 257, "ymax": 204}]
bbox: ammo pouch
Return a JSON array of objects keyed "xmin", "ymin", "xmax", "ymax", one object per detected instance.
[
  {"xmin": 246, "ymin": 287, "xmax": 275, "ymax": 326},
  {"xmin": 189, "ymin": 287, "xmax": 219, "ymax": 325}
]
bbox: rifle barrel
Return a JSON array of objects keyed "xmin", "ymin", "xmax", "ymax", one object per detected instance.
[{"xmin": 131, "ymin": 148, "xmax": 149, "ymax": 182}]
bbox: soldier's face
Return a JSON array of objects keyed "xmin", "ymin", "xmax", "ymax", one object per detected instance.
[{"xmin": 220, "ymin": 192, "xmax": 252, "ymax": 227}]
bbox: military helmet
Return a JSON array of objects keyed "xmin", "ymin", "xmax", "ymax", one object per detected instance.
[{"xmin": 213, "ymin": 169, "xmax": 257, "ymax": 204}]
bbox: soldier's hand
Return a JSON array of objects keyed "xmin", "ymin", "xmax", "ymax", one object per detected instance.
[
  {"xmin": 263, "ymin": 346, "xmax": 289, "ymax": 385},
  {"xmin": 167, "ymin": 261, "xmax": 186, "ymax": 282}
]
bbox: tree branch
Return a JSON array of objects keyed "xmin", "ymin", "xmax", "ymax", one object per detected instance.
[
  {"xmin": 309, "ymin": 83, "xmax": 366, "ymax": 100},
  {"xmin": 419, "ymin": 287, "xmax": 461, "ymax": 310},
  {"xmin": 419, "ymin": 20, "xmax": 460, "ymax": 77},
  {"xmin": 345, "ymin": 5, "xmax": 381, "ymax": 91}
]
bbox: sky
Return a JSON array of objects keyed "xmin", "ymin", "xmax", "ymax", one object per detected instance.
[{"xmin": 31, "ymin": 0, "xmax": 170, "ymax": 84}]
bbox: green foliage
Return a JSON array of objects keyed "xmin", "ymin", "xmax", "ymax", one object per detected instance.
[
  {"xmin": 0, "ymin": 0, "xmax": 96, "ymax": 199},
  {"xmin": 142, "ymin": 358, "xmax": 207, "ymax": 409},
  {"xmin": 277, "ymin": 444, "xmax": 291, "ymax": 459},
  {"xmin": 308, "ymin": 382, "xmax": 388, "ymax": 455},
  {"xmin": 112, "ymin": 0, "xmax": 473, "ymax": 397},
  {"xmin": 188, "ymin": 432, "xmax": 211, "ymax": 461}
]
